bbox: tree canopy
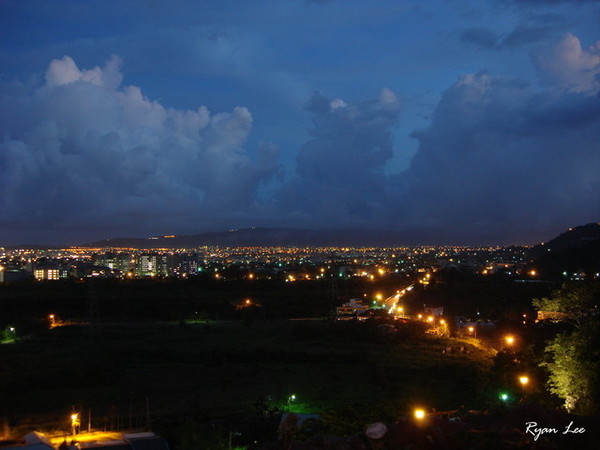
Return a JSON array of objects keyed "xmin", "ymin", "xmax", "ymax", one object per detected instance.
[{"xmin": 534, "ymin": 282, "xmax": 600, "ymax": 413}]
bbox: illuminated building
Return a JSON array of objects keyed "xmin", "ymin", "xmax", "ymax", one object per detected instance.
[
  {"xmin": 34, "ymin": 266, "xmax": 68, "ymax": 281},
  {"xmin": 134, "ymin": 253, "xmax": 175, "ymax": 277}
]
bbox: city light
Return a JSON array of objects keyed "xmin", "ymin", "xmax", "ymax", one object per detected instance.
[
  {"xmin": 414, "ymin": 409, "xmax": 426, "ymax": 420},
  {"xmin": 519, "ymin": 375, "xmax": 529, "ymax": 398},
  {"xmin": 467, "ymin": 326, "xmax": 477, "ymax": 339},
  {"xmin": 505, "ymin": 335, "xmax": 515, "ymax": 346},
  {"xmin": 71, "ymin": 413, "xmax": 80, "ymax": 435}
]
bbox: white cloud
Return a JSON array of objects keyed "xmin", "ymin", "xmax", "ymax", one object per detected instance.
[
  {"xmin": 0, "ymin": 56, "xmax": 280, "ymax": 242},
  {"xmin": 534, "ymin": 34, "xmax": 600, "ymax": 94}
]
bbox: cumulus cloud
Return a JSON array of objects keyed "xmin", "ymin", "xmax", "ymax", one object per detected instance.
[
  {"xmin": 533, "ymin": 34, "xmax": 600, "ymax": 94},
  {"xmin": 0, "ymin": 55, "xmax": 281, "ymax": 242},
  {"xmin": 3, "ymin": 32, "xmax": 600, "ymax": 245},
  {"xmin": 276, "ymin": 88, "xmax": 402, "ymax": 228},
  {"xmin": 400, "ymin": 36, "xmax": 600, "ymax": 243}
]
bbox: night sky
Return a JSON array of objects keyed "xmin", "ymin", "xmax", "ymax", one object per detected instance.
[{"xmin": 1, "ymin": 0, "xmax": 599, "ymax": 246}]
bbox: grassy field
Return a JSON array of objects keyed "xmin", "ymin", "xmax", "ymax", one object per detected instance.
[{"xmin": 1, "ymin": 318, "xmax": 497, "ymax": 440}]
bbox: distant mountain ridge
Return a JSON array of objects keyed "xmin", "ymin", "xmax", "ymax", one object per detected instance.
[
  {"xmin": 84, "ymin": 227, "xmax": 422, "ymax": 248},
  {"xmin": 530, "ymin": 222, "xmax": 600, "ymax": 277}
]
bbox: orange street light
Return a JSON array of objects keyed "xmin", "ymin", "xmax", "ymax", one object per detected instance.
[
  {"xmin": 414, "ymin": 409, "xmax": 426, "ymax": 420},
  {"xmin": 505, "ymin": 335, "xmax": 515, "ymax": 346},
  {"xmin": 71, "ymin": 413, "xmax": 80, "ymax": 435},
  {"xmin": 519, "ymin": 375, "xmax": 529, "ymax": 399}
]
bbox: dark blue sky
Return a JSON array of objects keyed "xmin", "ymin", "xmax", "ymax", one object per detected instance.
[{"xmin": 1, "ymin": 0, "xmax": 599, "ymax": 245}]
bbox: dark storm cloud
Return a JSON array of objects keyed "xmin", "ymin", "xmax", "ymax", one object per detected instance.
[
  {"xmin": 0, "ymin": 56, "xmax": 281, "ymax": 242},
  {"xmin": 276, "ymin": 89, "xmax": 402, "ymax": 228},
  {"xmin": 400, "ymin": 34, "xmax": 600, "ymax": 243}
]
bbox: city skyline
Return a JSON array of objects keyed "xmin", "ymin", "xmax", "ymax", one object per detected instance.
[{"xmin": 1, "ymin": 0, "xmax": 600, "ymax": 246}]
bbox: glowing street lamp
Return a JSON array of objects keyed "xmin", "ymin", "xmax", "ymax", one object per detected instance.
[
  {"xmin": 505, "ymin": 335, "xmax": 515, "ymax": 346},
  {"xmin": 414, "ymin": 409, "xmax": 426, "ymax": 420},
  {"xmin": 468, "ymin": 325, "xmax": 477, "ymax": 339},
  {"xmin": 71, "ymin": 413, "xmax": 80, "ymax": 435},
  {"xmin": 287, "ymin": 394, "xmax": 296, "ymax": 411},
  {"xmin": 519, "ymin": 375, "xmax": 529, "ymax": 399}
]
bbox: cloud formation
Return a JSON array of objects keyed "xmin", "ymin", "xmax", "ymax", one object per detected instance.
[
  {"xmin": 401, "ymin": 34, "xmax": 600, "ymax": 243},
  {"xmin": 2, "ymin": 32, "xmax": 600, "ymax": 245},
  {"xmin": 0, "ymin": 56, "xmax": 280, "ymax": 242},
  {"xmin": 533, "ymin": 34, "xmax": 600, "ymax": 93},
  {"xmin": 277, "ymin": 88, "xmax": 402, "ymax": 228}
]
